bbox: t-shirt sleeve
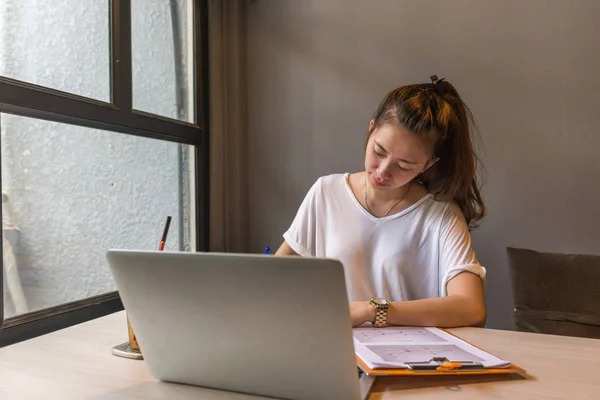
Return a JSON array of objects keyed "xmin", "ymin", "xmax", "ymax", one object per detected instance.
[
  {"xmin": 282, "ymin": 178, "xmax": 322, "ymax": 257},
  {"xmin": 438, "ymin": 203, "xmax": 486, "ymax": 297}
]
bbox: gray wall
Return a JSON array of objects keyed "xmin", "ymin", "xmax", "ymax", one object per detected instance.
[{"xmin": 246, "ymin": 0, "xmax": 600, "ymax": 330}]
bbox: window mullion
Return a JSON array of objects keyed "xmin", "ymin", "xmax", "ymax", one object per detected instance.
[{"xmin": 111, "ymin": 0, "xmax": 132, "ymax": 112}]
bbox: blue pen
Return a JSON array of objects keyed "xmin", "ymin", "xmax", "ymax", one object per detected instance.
[{"xmin": 263, "ymin": 246, "xmax": 270, "ymax": 255}]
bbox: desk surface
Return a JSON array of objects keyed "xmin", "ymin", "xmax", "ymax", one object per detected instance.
[{"xmin": 1, "ymin": 311, "xmax": 599, "ymax": 399}]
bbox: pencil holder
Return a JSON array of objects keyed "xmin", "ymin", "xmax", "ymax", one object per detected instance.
[
  {"xmin": 127, "ymin": 315, "xmax": 141, "ymax": 353},
  {"xmin": 111, "ymin": 215, "xmax": 171, "ymax": 360},
  {"xmin": 110, "ymin": 313, "xmax": 144, "ymax": 360}
]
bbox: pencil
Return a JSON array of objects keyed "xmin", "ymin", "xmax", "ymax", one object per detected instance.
[{"xmin": 158, "ymin": 216, "xmax": 172, "ymax": 251}]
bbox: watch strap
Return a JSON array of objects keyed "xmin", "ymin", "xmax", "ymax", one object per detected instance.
[{"xmin": 370, "ymin": 298, "xmax": 389, "ymax": 328}]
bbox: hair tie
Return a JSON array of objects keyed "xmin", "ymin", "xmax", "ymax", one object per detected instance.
[{"xmin": 430, "ymin": 75, "xmax": 446, "ymax": 95}]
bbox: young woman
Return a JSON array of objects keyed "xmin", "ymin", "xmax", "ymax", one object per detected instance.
[{"xmin": 275, "ymin": 76, "xmax": 487, "ymax": 328}]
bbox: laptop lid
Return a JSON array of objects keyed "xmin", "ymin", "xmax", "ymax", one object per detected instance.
[{"xmin": 106, "ymin": 250, "xmax": 362, "ymax": 400}]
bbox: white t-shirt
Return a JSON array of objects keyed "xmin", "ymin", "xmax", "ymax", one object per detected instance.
[{"xmin": 283, "ymin": 173, "xmax": 486, "ymax": 302}]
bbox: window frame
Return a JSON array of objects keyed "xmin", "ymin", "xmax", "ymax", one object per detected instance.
[{"xmin": 0, "ymin": 0, "xmax": 209, "ymax": 347}]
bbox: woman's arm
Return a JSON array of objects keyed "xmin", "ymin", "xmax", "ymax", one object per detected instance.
[
  {"xmin": 350, "ymin": 271, "xmax": 486, "ymax": 328},
  {"xmin": 274, "ymin": 240, "xmax": 299, "ymax": 256}
]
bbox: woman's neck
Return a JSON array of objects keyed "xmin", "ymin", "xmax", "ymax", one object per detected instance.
[
  {"xmin": 363, "ymin": 174, "xmax": 412, "ymax": 218},
  {"xmin": 364, "ymin": 172, "xmax": 410, "ymax": 204},
  {"xmin": 369, "ymin": 183, "xmax": 411, "ymax": 203}
]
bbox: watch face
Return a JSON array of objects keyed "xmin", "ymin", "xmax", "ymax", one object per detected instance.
[{"xmin": 372, "ymin": 297, "xmax": 387, "ymax": 305}]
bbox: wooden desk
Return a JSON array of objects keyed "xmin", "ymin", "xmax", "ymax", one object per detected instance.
[{"xmin": 1, "ymin": 311, "xmax": 599, "ymax": 399}]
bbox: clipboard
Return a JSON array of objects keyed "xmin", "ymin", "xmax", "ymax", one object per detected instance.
[
  {"xmin": 357, "ymin": 356, "xmax": 525, "ymax": 376},
  {"xmin": 354, "ymin": 327, "xmax": 525, "ymax": 377}
]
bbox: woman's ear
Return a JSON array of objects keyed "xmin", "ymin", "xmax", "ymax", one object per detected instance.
[{"xmin": 369, "ymin": 119, "xmax": 375, "ymax": 130}]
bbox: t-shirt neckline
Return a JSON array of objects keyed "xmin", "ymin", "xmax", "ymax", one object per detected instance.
[{"xmin": 343, "ymin": 172, "xmax": 432, "ymax": 222}]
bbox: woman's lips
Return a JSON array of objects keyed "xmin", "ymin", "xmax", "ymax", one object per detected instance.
[{"xmin": 371, "ymin": 175, "xmax": 385, "ymax": 187}]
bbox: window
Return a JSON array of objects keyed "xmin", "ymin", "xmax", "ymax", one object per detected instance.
[
  {"xmin": 0, "ymin": 0, "xmax": 208, "ymax": 347},
  {"xmin": 132, "ymin": 0, "xmax": 195, "ymax": 121},
  {"xmin": 0, "ymin": 0, "xmax": 111, "ymax": 101}
]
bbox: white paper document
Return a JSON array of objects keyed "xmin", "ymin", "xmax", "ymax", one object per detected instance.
[{"xmin": 353, "ymin": 327, "xmax": 510, "ymax": 369}]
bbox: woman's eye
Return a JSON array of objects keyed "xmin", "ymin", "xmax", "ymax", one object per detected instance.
[{"xmin": 373, "ymin": 150, "xmax": 385, "ymax": 158}]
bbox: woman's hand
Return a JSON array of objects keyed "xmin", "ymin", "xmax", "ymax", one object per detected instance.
[{"xmin": 349, "ymin": 301, "xmax": 374, "ymax": 327}]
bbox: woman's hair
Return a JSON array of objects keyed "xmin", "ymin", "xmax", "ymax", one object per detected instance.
[{"xmin": 368, "ymin": 76, "xmax": 485, "ymax": 227}]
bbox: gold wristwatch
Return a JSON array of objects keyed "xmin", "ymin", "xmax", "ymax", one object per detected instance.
[{"xmin": 369, "ymin": 297, "xmax": 389, "ymax": 328}]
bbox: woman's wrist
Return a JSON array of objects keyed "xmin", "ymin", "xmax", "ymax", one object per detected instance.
[{"xmin": 363, "ymin": 301, "xmax": 375, "ymax": 324}]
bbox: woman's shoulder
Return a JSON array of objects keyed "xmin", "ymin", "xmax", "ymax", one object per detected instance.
[
  {"xmin": 416, "ymin": 193, "xmax": 465, "ymax": 223},
  {"xmin": 424, "ymin": 197, "xmax": 470, "ymax": 233},
  {"xmin": 309, "ymin": 173, "xmax": 349, "ymax": 192},
  {"xmin": 318, "ymin": 172, "xmax": 348, "ymax": 184},
  {"xmin": 297, "ymin": 173, "xmax": 349, "ymax": 204}
]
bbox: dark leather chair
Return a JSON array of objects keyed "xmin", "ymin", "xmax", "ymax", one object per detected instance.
[{"xmin": 507, "ymin": 247, "xmax": 600, "ymax": 339}]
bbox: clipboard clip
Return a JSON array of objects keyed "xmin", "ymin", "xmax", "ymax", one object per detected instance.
[{"xmin": 406, "ymin": 357, "xmax": 484, "ymax": 372}]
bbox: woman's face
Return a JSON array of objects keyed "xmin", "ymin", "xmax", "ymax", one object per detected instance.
[{"xmin": 364, "ymin": 121, "xmax": 435, "ymax": 191}]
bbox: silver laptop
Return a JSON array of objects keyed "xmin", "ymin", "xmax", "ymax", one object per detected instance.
[{"xmin": 106, "ymin": 250, "xmax": 374, "ymax": 400}]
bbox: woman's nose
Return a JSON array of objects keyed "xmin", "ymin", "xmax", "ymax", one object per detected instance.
[{"xmin": 377, "ymin": 162, "xmax": 393, "ymax": 179}]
